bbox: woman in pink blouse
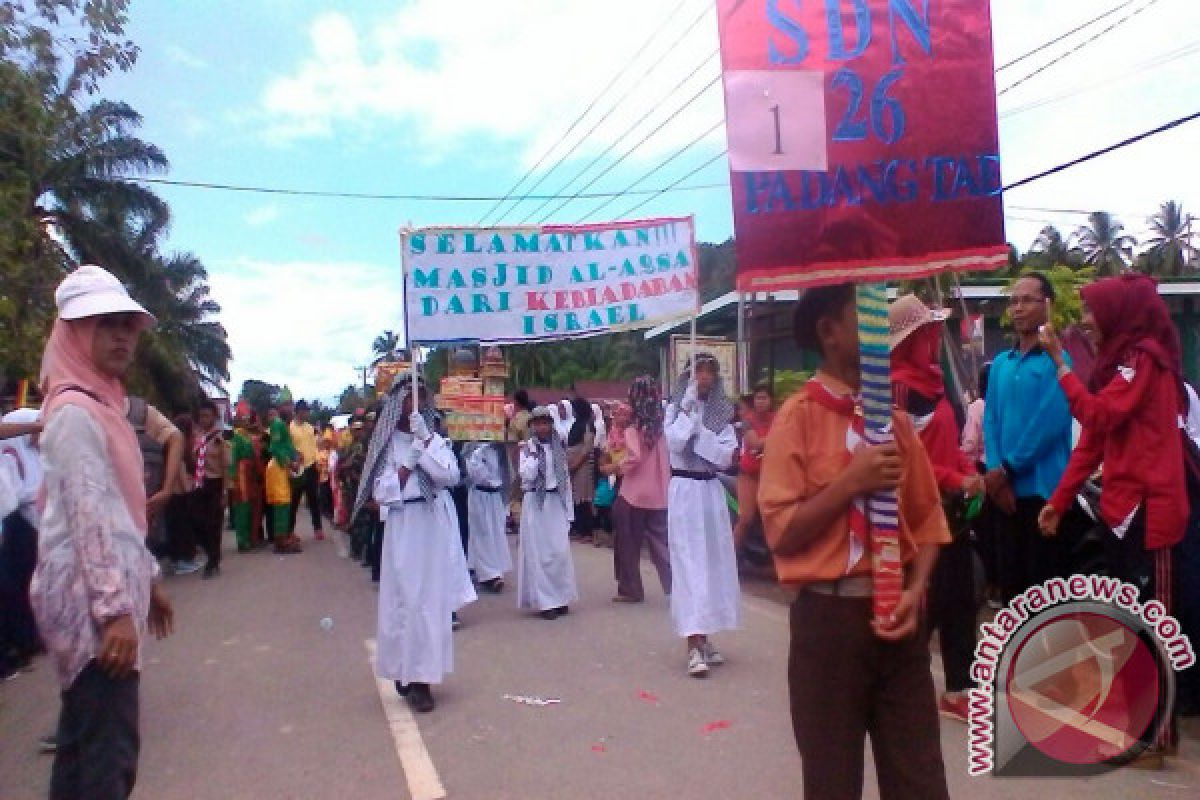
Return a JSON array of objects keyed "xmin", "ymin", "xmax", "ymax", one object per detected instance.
[
  {"xmin": 610, "ymin": 376, "xmax": 673, "ymax": 603},
  {"xmin": 31, "ymin": 265, "xmax": 174, "ymax": 799}
]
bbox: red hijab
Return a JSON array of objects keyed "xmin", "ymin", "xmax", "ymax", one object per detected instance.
[
  {"xmin": 39, "ymin": 317, "xmax": 148, "ymax": 536},
  {"xmin": 1081, "ymin": 274, "xmax": 1182, "ymax": 394},
  {"xmin": 890, "ymin": 322, "xmax": 945, "ymax": 401}
]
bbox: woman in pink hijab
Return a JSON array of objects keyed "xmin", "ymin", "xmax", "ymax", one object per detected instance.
[{"xmin": 31, "ymin": 265, "xmax": 174, "ymax": 799}]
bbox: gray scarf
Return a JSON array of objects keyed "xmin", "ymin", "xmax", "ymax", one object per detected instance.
[
  {"xmin": 670, "ymin": 353, "xmax": 735, "ymax": 433},
  {"xmin": 529, "ymin": 430, "xmax": 569, "ymax": 509},
  {"xmin": 352, "ymin": 381, "xmax": 439, "ymax": 519}
]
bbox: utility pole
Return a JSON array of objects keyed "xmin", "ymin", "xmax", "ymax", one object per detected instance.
[{"xmin": 353, "ymin": 364, "xmax": 371, "ymax": 398}]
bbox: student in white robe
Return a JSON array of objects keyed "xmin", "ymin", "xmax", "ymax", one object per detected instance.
[
  {"xmin": 465, "ymin": 442, "xmax": 512, "ymax": 593},
  {"xmin": 665, "ymin": 353, "xmax": 741, "ymax": 677},
  {"xmin": 364, "ymin": 382, "xmax": 476, "ymax": 713},
  {"xmin": 517, "ymin": 407, "xmax": 578, "ymax": 620}
]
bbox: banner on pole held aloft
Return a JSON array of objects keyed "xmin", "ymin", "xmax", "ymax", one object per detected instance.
[
  {"xmin": 716, "ymin": 0, "xmax": 1007, "ymax": 290},
  {"xmin": 402, "ymin": 217, "xmax": 699, "ymax": 344}
]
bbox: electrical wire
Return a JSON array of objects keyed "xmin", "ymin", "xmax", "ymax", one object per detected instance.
[
  {"xmin": 573, "ymin": 118, "xmax": 725, "ymax": 224},
  {"xmin": 473, "ymin": 0, "xmax": 696, "ymax": 225},
  {"xmin": 997, "ymin": 0, "xmax": 1163, "ymax": 96},
  {"xmin": 515, "ymin": 48, "xmax": 720, "ymax": 224},
  {"xmin": 612, "ymin": 149, "xmax": 728, "ymax": 220},
  {"xmin": 995, "ymin": 1, "xmax": 1133, "ymax": 72},
  {"xmin": 533, "ymin": 74, "xmax": 722, "ymax": 224},
  {"xmin": 489, "ymin": 3, "xmax": 715, "ymax": 225}
]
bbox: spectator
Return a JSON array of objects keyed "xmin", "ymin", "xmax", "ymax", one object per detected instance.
[
  {"xmin": 191, "ymin": 400, "xmax": 229, "ymax": 579},
  {"xmin": 733, "ymin": 384, "xmax": 775, "ymax": 547},
  {"xmin": 1, "ymin": 408, "xmax": 43, "ymax": 678},
  {"xmin": 289, "ymin": 400, "xmax": 323, "ymax": 541},
  {"xmin": 566, "ymin": 397, "xmax": 596, "ymax": 543},
  {"xmin": 983, "ymin": 273, "xmax": 1074, "ymax": 602},
  {"xmin": 31, "ymin": 265, "xmax": 174, "ymax": 799},
  {"xmin": 1039, "ymin": 273, "xmax": 1189, "ymax": 763}
]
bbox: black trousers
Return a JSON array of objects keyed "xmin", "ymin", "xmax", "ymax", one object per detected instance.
[
  {"xmin": 164, "ymin": 493, "xmax": 196, "ymax": 563},
  {"xmin": 191, "ymin": 478, "xmax": 225, "ymax": 569},
  {"xmin": 996, "ymin": 495, "xmax": 1066, "ymax": 603},
  {"xmin": 50, "ymin": 661, "xmax": 140, "ymax": 800},
  {"xmin": 927, "ymin": 535, "xmax": 978, "ymax": 693},
  {"xmin": 289, "ymin": 465, "xmax": 322, "ymax": 533},
  {"xmin": 370, "ymin": 519, "xmax": 386, "ymax": 583},
  {"xmin": 789, "ymin": 591, "xmax": 949, "ymax": 800},
  {"xmin": 0, "ymin": 511, "xmax": 39, "ymax": 659}
]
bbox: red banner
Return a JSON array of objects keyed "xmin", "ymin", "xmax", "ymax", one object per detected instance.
[{"xmin": 717, "ymin": 0, "xmax": 1006, "ymax": 290}]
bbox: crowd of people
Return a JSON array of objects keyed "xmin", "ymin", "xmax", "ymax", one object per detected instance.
[{"xmin": 2, "ymin": 262, "xmax": 1199, "ymax": 799}]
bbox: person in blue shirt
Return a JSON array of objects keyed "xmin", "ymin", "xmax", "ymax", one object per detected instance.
[{"xmin": 983, "ymin": 273, "xmax": 1074, "ymax": 603}]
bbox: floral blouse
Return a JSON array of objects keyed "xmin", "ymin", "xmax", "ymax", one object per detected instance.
[{"xmin": 29, "ymin": 404, "xmax": 158, "ymax": 688}]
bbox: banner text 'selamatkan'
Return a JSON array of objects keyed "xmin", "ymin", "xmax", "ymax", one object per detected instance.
[
  {"xmin": 403, "ymin": 217, "xmax": 699, "ymax": 344},
  {"xmin": 717, "ymin": 0, "xmax": 1007, "ymax": 290}
]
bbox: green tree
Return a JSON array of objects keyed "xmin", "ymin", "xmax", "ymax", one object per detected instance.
[
  {"xmin": 240, "ymin": 379, "xmax": 280, "ymax": 420},
  {"xmin": 337, "ymin": 384, "xmax": 367, "ymax": 413},
  {"xmin": 1073, "ymin": 212, "xmax": 1136, "ymax": 276},
  {"xmin": 1144, "ymin": 200, "xmax": 1196, "ymax": 276},
  {"xmin": 372, "ymin": 330, "xmax": 401, "ymax": 365},
  {"xmin": 1023, "ymin": 225, "xmax": 1082, "ymax": 269}
]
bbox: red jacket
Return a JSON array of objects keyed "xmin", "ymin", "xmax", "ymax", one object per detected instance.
[
  {"xmin": 916, "ymin": 397, "xmax": 976, "ymax": 495},
  {"xmin": 1048, "ymin": 352, "xmax": 1188, "ymax": 550}
]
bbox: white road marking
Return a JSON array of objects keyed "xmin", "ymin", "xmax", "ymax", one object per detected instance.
[{"xmin": 366, "ymin": 639, "xmax": 447, "ymax": 800}]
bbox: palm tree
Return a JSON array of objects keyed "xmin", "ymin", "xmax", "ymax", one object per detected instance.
[
  {"xmin": 372, "ymin": 330, "xmax": 402, "ymax": 365},
  {"xmin": 1024, "ymin": 225, "xmax": 1082, "ymax": 269},
  {"xmin": 1073, "ymin": 212, "xmax": 1136, "ymax": 276},
  {"xmin": 1145, "ymin": 200, "xmax": 1196, "ymax": 276}
]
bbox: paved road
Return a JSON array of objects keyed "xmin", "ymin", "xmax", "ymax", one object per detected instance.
[{"xmin": 2, "ymin": 517, "xmax": 1197, "ymax": 799}]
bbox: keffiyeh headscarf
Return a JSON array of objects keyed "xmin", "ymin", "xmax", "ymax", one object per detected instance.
[
  {"xmin": 670, "ymin": 353, "xmax": 735, "ymax": 433},
  {"xmin": 351, "ymin": 380, "xmax": 439, "ymax": 517},
  {"xmin": 529, "ymin": 407, "xmax": 570, "ymax": 509},
  {"xmin": 629, "ymin": 376, "xmax": 664, "ymax": 448}
]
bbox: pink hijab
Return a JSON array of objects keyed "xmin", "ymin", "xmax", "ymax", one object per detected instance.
[{"xmin": 39, "ymin": 317, "xmax": 148, "ymax": 536}]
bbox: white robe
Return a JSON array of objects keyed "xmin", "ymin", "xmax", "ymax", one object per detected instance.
[
  {"xmin": 374, "ymin": 431, "xmax": 476, "ymax": 685},
  {"xmin": 664, "ymin": 404, "xmax": 741, "ymax": 638},
  {"xmin": 465, "ymin": 446, "xmax": 512, "ymax": 583},
  {"xmin": 516, "ymin": 441, "xmax": 578, "ymax": 611}
]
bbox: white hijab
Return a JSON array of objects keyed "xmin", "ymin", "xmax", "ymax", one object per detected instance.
[
  {"xmin": 591, "ymin": 403, "xmax": 607, "ymax": 450},
  {"xmin": 551, "ymin": 400, "xmax": 574, "ymax": 441},
  {"xmin": 1, "ymin": 408, "xmax": 43, "ymax": 524}
]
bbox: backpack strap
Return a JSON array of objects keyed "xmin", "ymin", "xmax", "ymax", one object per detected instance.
[{"xmin": 51, "ymin": 384, "xmax": 106, "ymax": 407}]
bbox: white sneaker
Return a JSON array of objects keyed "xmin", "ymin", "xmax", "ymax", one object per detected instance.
[
  {"xmin": 687, "ymin": 648, "xmax": 709, "ymax": 677},
  {"xmin": 702, "ymin": 642, "xmax": 725, "ymax": 666},
  {"xmin": 173, "ymin": 559, "xmax": 202, "ymax": 575}
]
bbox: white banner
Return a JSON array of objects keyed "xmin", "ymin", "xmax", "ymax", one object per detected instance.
[{"xmin": 403, "ymin": 216, "xmax": 699, "ymax": 344}]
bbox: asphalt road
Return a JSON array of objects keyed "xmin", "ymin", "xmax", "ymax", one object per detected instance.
[{"xmin": 2, "ymin": 516, "xmax": 1197, "ymax": 799}]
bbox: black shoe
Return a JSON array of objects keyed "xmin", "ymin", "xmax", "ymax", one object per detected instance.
[
  {"xmin": 394, "ymin": 681, "xmax": 409, "ymax": 697},
  {"xmin": 555, "ymin": 606, "xmax": 569, "ymax": 616},
  {"xmin": 202, "ymin": 564, "xmax": 219, "ymax": 579},
  {"xmin": 539, "ymin": 609, "xmax": 560, "ymax": 621},
  {"xmin": 407, "ymin": 683, "xmax": 435, "ymax": 713}
]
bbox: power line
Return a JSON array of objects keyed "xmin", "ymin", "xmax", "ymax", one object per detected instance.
[
  {"xmin": 473, "ymin": 0, "xmax": 696, "ymax": 226},
  {"xmin": 1000, "ymin": 40, "xmax": 1200, "ymax": 120},
  {"xmin": 126, "ymin": 175, "xmax": 727, "ymax": 202},
  {"xmin": 489, "ymin": 3, "xmax": 715, "ymax": 225},
  {"xmin": 997, "ymin": 0, "xmax": 1163, "ymax": 96},
  {"xmin": 574, "ymin": 119, "xmax": 725, "ymax": 224},
  {"xmin": 613, "ymin": 149, "xmax": 728, "ymax": 220},
  {"xmin": 1003, "ymin": 108, "xmax": 1200, "ymax": 192},
  {"xmin": 996, "ymin": 1, "xmax": 1133, "ymax": 72},
  {"xmin": 533, "ymin": 74, "xmax": 722, "ymax": 224}
]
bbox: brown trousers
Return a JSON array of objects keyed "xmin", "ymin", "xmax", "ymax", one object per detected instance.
[
  {"xmin": 788, "ymin": 591, "xmax": 949, "ymax": 800},
  {"xmin": 611, "ymin": 497, "xmax": 671, "ymax": 601}
]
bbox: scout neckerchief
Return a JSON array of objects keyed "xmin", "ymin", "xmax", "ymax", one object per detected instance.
[
  {"xmin": 805, "ymin": 377, "xmax": 870, "ymax": 574},
  {"xmin": 194, "ymin": 428, "xmax": 220, "ymax": 485}
]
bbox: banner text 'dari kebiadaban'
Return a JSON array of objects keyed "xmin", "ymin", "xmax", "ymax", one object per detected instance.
[{"xmin": 403, "ymin": 217, "xmax": 698, "ymax": 344}]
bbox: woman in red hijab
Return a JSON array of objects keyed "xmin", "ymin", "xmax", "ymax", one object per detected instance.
[
  {"xmin": 1040, "ymin": 273, "xmax": 1187, "ymax": 761},
  {"xmin": 889, "ymin": 294, "xmax": 984, "ymax": 723}
]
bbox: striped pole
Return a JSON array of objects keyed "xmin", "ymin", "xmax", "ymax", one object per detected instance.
[{"xmin": 856, "ymin": 283, "xmax": 903, "ymax": 621}]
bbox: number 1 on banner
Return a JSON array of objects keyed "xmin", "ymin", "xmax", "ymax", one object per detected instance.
[{"xmin": 723, "ymin": 69, "xmax": 827, "ymax": 172}]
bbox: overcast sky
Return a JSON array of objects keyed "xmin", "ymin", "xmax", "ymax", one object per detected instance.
[{"xmin": 102, "ymin": 0, "xmax": 1200, "ymax": 401}]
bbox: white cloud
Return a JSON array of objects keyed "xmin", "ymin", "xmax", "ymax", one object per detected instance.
[
  {"xmin": 258, "ymin": 2, "xmax": 725, "ymax": 165},
  {"xmin": 207, "ymin": 258, "xmax": 404, "ymax": 402},
  {"xmin": 165, "ymin": 44, "xmax": 209, "ymax": 70},
  {"xmin": 244, "ymin": 204, "xmax": 281, "ymax": 227}
]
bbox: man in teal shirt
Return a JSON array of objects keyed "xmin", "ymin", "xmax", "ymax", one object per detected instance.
[{"xmin": 983, "ymin": 273, "xmax": 1074, "ymax": 602}]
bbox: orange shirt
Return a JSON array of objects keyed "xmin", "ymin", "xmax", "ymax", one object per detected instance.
[{"xmin": 758, "ymin": 372, "xmax": 950, "ymax": 588}]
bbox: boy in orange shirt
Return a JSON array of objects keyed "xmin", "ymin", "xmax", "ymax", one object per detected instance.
[{"xmin": 759, "ymin": 284, "xmax": 951, "ymax": 800}]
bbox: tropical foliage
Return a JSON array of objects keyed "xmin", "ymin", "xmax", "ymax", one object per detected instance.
[{"xmin": 0, "ymin": 1, "xmax": 230, "ymax": 411}]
